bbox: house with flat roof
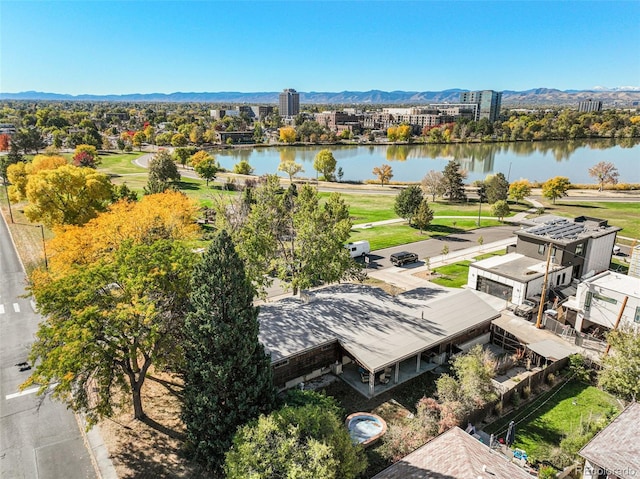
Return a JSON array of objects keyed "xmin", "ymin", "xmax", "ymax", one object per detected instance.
[
  {"xmin": 468, "ymin": 215, "xmax": 620, "ymax": 307},
  {"xmin": 562, "ymin": 271, "xmax": 640, "ymax": 334},
  {"xmin": 373, "ymin": 426, "xmax": 532, "ymax": 479},
  {"xmin": 258, "ymin": 284, "xmax": 500, "ymax": 397},
  {"xmin": 579, "ymin": 402, "xmax": 640, "ymax": 479}
]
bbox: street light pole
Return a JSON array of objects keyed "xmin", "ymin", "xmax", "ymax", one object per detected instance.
[
  {"xmin": 37, "ymin": 224, "xmax": 48, "ymax": 270},
  {"xmin": 477, "ymin": 198, "xmax": 482, "ymax": 227}
]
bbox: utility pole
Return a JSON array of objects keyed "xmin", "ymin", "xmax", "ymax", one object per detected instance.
[
  {"xmin": 535, "ymin": 243, "xmax": 553, "ymax": 329},
  {"xmin": 604, "ymin": 295, "xmax": 628, "ymax": 357}
]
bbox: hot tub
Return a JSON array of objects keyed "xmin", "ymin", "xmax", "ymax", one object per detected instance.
[{"xmin": 345, "ymin": 412, "xmax": 387, "ymax": 447}]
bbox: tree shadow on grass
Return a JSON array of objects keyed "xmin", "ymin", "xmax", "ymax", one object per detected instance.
[
  {"xmin": 428, "ymin": 225, "xmax": 465, "ymax": 235},
  {"xmin": 176, "ymin": 181, "xmax": 201, "ymax": 191}
]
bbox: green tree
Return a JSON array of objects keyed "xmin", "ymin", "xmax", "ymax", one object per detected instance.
[
  {"xmin": 598, "ymin": 328, "xmax": 640, "ymax": 401},
  {"xmin": 542, "ymin": 176, "xmax": 571, "ymax": 204},
  {"xmin": 508, "ymin": 179, "xmax": 532, "ymax": 204},
  {"xmin": 24, "ymin": 165, "xmax": 114, "ymax": 227},
  {"xmin": 182, "ymin": 231, "xmax": 276, "ymax": 472},
  {"xmin": 23, "ymin": 240, "xmax": 195, "ymax": 424},
  {"xmin": 485, "ymin": 172, "xmax": 509, "ymax": 204},
  {"xmin": 214, "ymin": 175, "xmax": 359, "ymax": 296},
  {"xmin": 225, "ymin": 401, "xmax": 366, "ymax": 479},
  {"xmin": 233, "ymin": 159, "xmax": 254, "ymax": 175},
  {"xmin": 414, "ymin": 198, "xmax": 434, "ymax": 234},
  {"xmin": 394, "ymin": 185, "xmax": 423, "ymax": 225},
  {"xmin": 278, "ymin": 159, "xmax": 304, "ymax": 181},
  {"xmin": 145, "ymin": 150, "xmax": 181, "ymax": 194},
  {"xmin": 442, "ymin": 160, "xmax": 467, "ymax": 202},
  {"xmin": 313, "ymin": 149, "xmax": 337, "ymax": 181},
  {"xmin": 372, "ymin": 164, "xmax": 393, "ymax": 186},
  {"xmin": 191, "ymin": 152, "xmax": 218, "ymax": 186},
  {"xmin": 588, "ymin": 161, "xmax": 620, "ymax": 191},
  {"xmin": 173, "ymin": 147, "xmax": 195, "ymax": 167},
  {"xmin": 491, "ymin": 199, "xmax": 510, "ymax": 221}
]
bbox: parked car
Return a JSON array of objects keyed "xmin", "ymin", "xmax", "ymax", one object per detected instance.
[{"xmin": 390, "ymin": 251, "xmax": 419, "ymax": 266}]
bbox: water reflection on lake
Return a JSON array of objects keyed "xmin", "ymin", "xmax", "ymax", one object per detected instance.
[{"xmin": 213, "ymin": 138, "xmax": 640, "ymax": 184}]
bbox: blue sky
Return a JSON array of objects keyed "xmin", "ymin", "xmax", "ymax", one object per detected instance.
[{"xmin": 1, "ymin": 1, "xmax": 638, "ymax": 95}]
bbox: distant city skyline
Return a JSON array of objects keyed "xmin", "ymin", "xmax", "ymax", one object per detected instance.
[{"xmin": 1, "ymin": 1, "xmax": 638, "ymax": 95}]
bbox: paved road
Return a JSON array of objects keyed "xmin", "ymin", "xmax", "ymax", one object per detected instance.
[
  {"xmin": 363, "ymin": 224, "xmax": 520, "ymax": 270},
  {"xmin": 0, "ymin": 216, "xmax": 96, "ymax": 478}
]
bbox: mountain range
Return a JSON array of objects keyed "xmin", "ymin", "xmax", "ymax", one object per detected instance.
[{"xmin": 1, "ymin": 88, "xmax": 639, "ymax": 106}]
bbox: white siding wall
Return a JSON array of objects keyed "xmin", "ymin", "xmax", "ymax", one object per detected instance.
[{"xmin": 574, "ymin": 276, "xmax": 640, "ymax": 331}]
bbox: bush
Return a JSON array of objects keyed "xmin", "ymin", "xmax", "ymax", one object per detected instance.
[
  {"xmin": 522, "ymin": 386, "xmax": 531, "ymax": 400},
  {"xmin": 546, "ymin": 372, "xmax": 556, "ymax": 385},
  {"xmin": 538, "ymin": 465, "xmax": 557, "ymax": 479},
  {"xmin": 511, "ymin": 390, "xmax": 521, "ymax": 407}
]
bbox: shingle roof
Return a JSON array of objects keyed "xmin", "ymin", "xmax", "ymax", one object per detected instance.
[
  {"xmin": 579, "ymin": 402, "xmax": 640, "ymax": 479},
  {"xmin": 372, "ymin": 427, "xmax": 533, "ymax": 479}
]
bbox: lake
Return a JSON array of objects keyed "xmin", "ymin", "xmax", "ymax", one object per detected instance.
[{"xmin": 212, "ymin": 138, "xmax": 640, "ymax": 184}]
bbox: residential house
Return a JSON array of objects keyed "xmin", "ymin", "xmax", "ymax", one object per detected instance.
[
  {"xmin": 373, "ymin": 426, "xmax": 532, "ymax": 479},
  {"xmin": 562, "ymin": 271, "xmax": 640, "ymax": 334},
  {"xmin": 579, "ymin": 402, "xmax": 640, "ymax": 479}
]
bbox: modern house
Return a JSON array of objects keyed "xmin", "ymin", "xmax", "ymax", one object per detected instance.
[
  {"xmin": 258, "ymin": 284, "xmax": 500, "ymax": 397},
  {"xmin": 562, "ymin": 271, "xmax": 640, "ymax": 334},
  {"xmin": 579, "ymin": 402, "xmax": 640, "ymax": 479},
  {"xmin": 373, "ymin": 426, "xmax": 532, "ymax": 479},
  {"xmin": 468, "ymin": 216, "xmax": 620, "ymax": 306}
]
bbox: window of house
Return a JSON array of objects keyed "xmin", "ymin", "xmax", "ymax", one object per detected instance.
[
  {"xmin": 584, "ymin": 292, "xmax": 592, "ymax": 312},
  {"xmin": 635, "ymin": 307, "xmax": 640, "ymax": 323},
  {"xmin": 538, "ymin": 244, "xmax": 545, "ymax": 255},
  {"xmin": 575, "ymin": 243, "xmax": 584, "ymax": 256}
]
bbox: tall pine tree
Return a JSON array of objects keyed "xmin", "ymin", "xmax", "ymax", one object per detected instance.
[
  {"xmin": 182, "ymin": 230, "xmax": 276, "ymax": 473},
  {"xmin": 442, "ymin": 160, "xmax": 467, "ymax": 202}
]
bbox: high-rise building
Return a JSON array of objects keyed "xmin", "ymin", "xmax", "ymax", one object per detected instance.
[
  {"xmin": 279, "ymin": 88, "xmax": 300, "ymax": 117},
  {"xmin": 578, "ymin": 99, "xmax": 602, "ymax": 113},
  {"xmin": 460, "ymin": 90, "xmax": 502, "ymax": 122}
]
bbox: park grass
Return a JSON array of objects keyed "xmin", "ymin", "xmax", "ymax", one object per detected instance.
[
  {"xmin": 484, "ymin": 379, "xmax": 620, "ymax": 463},
  {"xmin": 349, "ymin": 219, "xmax": 504, "ymax": 250},
  {"xmin": 97, "ymin": 151, "xmax": 147, "ymax": 174},
  {"xmin": 320, "ymin": 191, "xmax": 530, "ymax": 225},
  {"xmin": 543, "ymin": 201, "xmax": 640, "ymax": 239}
]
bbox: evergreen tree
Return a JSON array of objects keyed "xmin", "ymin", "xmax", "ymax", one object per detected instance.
[
  {"xmin": 182, "ymin": 230, "xmax": 276, "ymax": 473},
  {"xmin": 442, "ymin": 160, "xmax": 467, "ymax": 202}
]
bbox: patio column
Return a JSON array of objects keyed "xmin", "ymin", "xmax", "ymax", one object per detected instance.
[
  {"xmin": 416, "ymin": 353, "xmax": 421, "ymax": 372},
  {"xmin": 394, "ymin": 362, "xmax": 399, "ymax": 384},
  {"xmin": 369, "ymin": 369, "xmax": 375, "ymax": 397}
]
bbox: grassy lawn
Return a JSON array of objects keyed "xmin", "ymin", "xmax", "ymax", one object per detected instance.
[
  {"xmin": 320, "ymin": 192, "xmax": 530, "ymax": 225},
  {"xmin": 97, "ymin": 151, "xmax": 147, "ymax": 174},
  {"xmin": 484, "ymin": 379, "xmax": 620, "ymax": 463},
  {"xmin": 349, "ymin": 220, "xmax": 504, "ymax": 250},
  {"xmin": 428, "ymin": 250, "xmax": 506, "ymax": 288},
  {"xmin": 542, "ymin": 201, "xmax": 640, "ymax": 239}
]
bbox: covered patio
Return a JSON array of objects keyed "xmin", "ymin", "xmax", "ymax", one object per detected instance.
[{"xmin": 259, "ymin": 284, "xmax": 501, "ymax": 397}]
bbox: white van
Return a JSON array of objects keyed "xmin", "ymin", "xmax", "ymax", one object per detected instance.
[{"xmin": 346, "ymin": 240, "xmax": 371, "ymax": 258}]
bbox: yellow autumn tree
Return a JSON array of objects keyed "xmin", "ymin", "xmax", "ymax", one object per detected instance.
[
  {"xmin": 279, "ymin": 126, "xmax": 297, "ymax": 143},
  {"xmin": 46, "ymin": 191, "xmax": 200, "ymax": 274},
  {"xmin": 7, "ymin": 154, "xmax": 68, "ymax": 201},
  {"xmin": 24, "ymin": 165, "xmax": 113, "ymax": 228}
]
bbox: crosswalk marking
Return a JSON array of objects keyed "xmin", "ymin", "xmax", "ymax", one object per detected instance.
[
  {"xmin": 5, "ymin": 383, "xmax": 58, "ymax": 400},
  {"xmin": 0, "ymin": 304, "xmax": 4, "ymax": 314},
  {"xmin": 13, "ymin": 303, "xmax": 20, "ymax": 313}
]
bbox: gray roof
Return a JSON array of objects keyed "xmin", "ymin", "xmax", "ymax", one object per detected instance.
[
  {"xmin": 373, "ymin": 426, "xmax": 533, "ymax": 479},
  {"xmin": 579, "ymin": 402, "xmax": 640, "ymax": 479},
  {"xmin": 259, "ymin": 284, "xmax": 500, "ymax": 372},
  {"xmin": 471, "ymin": 253, "xmax": 566, "ymax": 283},
  {"xmin": 517, "ymin": 216, "xmax": 621, "ymax": 245},
  {"xmin": 492, "ymin": 315, "xmax": 579, "ymax": 359}
]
